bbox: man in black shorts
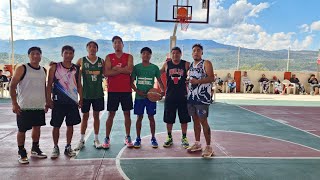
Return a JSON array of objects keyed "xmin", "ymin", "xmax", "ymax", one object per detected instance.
[
  {"xmin": 47, "ymin": 45, "xmax": 82, "ymax": 158},
  {"xmin": 103, "ymin": 36, "xmax": 134, "ymax": 148},
  {"xmin": 160, "ymin": 46, "xmax": 191, "ymax": 148},
  {"xmin": 10, "ymin": 47, "xmax": 48, "ymax": 164}
]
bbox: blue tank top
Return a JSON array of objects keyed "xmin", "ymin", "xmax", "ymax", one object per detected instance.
[
  {"xmin": 52, "ymin": 62, "xmax": 80, "ymax": 105},
  {"xmin": 187, "ymin": 60, "xmax": 212, "ymax": 105}
]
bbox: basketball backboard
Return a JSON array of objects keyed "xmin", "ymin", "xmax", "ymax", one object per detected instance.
[{"xmin": 155, "ymin": 0, "xmax": 210, "ymax": 24}]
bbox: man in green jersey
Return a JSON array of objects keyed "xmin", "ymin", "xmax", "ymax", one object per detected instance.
[
  {"xmin": 75, "ymin": 41, "xmax": 105, "ymax": 150},
  {"xmin": 131, "ymin": 47, "xmax": 165, "ymax": 148}
]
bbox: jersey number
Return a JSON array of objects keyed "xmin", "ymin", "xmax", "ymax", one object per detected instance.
[{"xmin": 91, "ymin": 75, "xmax": 97, "ymax": 81}]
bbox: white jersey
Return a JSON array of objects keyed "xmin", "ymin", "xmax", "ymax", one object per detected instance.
[{"xmin": 17, "ymin": 63, "xmax": 46, "ymax": 110}]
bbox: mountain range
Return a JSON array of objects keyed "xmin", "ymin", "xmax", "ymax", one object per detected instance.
[{"xmin": 0, "ymin": 35, "xmax": 318, "ymax": 71}]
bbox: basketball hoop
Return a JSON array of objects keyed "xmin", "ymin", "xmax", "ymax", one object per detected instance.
[{"xmin": 177, "ymin": 7, "xmax": 191, "ymax": 31}]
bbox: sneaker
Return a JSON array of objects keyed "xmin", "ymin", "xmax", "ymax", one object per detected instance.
[
  {"xmin": 102, "ymin": 137, "xmax": 110, "ymax": 149},
  {"xmin": 134, "ymin": 137, "xmax": 141, "ymax": 148},
  {"xmin": 151, "ymin": 137, "xmax": 158, "ymax": 148},
  {"xmin": 311, "ymin": 91, "xmax": 315, "ymax": 96},
  {"xmin": 124, "ymin": 136, "xmax": 134, "ymax": 148},
  {"xmin": 94, "ymin": 139, "xmax": 102, "ymax": 149},
  {"xmin": 74, "ymin": 140, "xmax": 85, "ymax": 151},
  {"xmin": 64, "ymin": 145, "xmax": 76, "ymax": 157},
  {"xmin": 187, "ymin": 143, "xmax": 202, "ymax": 152},
  {"xmin": 163, "ymin": 137, "xmax": 173, "ymax": 147},
  {"xmin": 51, "ymin": 146, "xmax": 60, "ymax": 159},
  {"xmin": 181, "ymin": 137, "xmax": 189, "ymax": 149},
  {"xmin": 31, "ymin": 145, "xmax": 47, "ymax": 158},
  {"xmin": 18, "ymin": 148, "xmax": 29, "ymax": 164},
  {"xmin": 202, "ymin": 146, "xmax": 214, "ymax": 158}
]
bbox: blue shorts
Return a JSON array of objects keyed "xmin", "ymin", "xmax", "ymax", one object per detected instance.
[{"xmin": 134, "ymin": 98, "xmax": 157, "ymax": 116}]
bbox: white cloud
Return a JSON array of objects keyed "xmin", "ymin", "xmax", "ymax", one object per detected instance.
[
  {"xmin": 0, "ymin": 0, "xmax": 317, "ymax": 51},
  {"xmin": 311, "ymin": 21, "xmax": 320, "ymax": 31},
  {"xmin": 299, "ymin": 24, "xmax": 310, "ymax": 33}
]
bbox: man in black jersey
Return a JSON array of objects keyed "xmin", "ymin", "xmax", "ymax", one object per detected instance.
[{"xmin": 160, "ymin": 47, "xmax": 191, "ymax": 148}]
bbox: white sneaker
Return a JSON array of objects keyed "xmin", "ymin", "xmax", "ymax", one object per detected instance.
[
  {"xmin": 51, "ymin": 146, "xmax": 60, "ymax": 159},
  {"xmin": 74, "ymin": 140, "xmax": 85, "ymax": 151},
  {"xmin": 94, "ymin": 139, "xmax": 102, "ymax": 149}
]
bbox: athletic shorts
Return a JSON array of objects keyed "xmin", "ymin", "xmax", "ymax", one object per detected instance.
[
  {"xmin": 81, "ymin": 97, "xmax": 105, "ymax": 113},
  {"xmin": 134, "ymin": 98, "xmax": 156, "ymax": 116},
  {"xmin": 50, "ymin": 104, "xmax": 81, "ymax": 127},
  {"xmin": 163, "ymin": 101, "xmax": 191, "ymax": 124},
  {"xmin": 107, "ymin": 92, "xmax": 133, "ymax": 112},
  {"xmin": 17, "ymin": 110, "xmax": 46, "ymax": 132},
  {"xmin": 187, "ymin": 104, "xmax": 210, "ymax": 119}
]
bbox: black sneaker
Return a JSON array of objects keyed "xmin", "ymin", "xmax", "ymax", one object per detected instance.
[
  {"xmin": 64, "ymin": 146, "xmax": 76, "ymax": 157},
  {"xmin": 31, "ymin": 145, "xmax": 47, "ymax": 159},
  {"xmin": 18, "ymin": 148, "xmax": 29, "ymax": 164}
]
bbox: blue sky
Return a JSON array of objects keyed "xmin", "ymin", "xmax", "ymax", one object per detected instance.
[{"xmin": 0, "ymin": 0, "xmax": 320, "ymax": 51}]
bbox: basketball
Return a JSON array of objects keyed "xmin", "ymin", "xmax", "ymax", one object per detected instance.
[{"xmin": 147, "ymin": 88, "xmax": 162, "ymax": 102}]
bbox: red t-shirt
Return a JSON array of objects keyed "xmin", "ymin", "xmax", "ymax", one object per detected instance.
[{"xmin": 107, "ymin": 53, "xmax": 132, "ymax": 92}]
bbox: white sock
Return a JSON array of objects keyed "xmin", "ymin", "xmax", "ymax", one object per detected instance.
[
  {"xmin": 94, "ymin": 134, "xmax": 99, "ymax": 141},
  {"xmin": 80, "ymin": 134, "xmax": 85, "ymax": 141},
  {"xmin": 195, "ymin": 141, "xmax": 200, "ymax": 145}
]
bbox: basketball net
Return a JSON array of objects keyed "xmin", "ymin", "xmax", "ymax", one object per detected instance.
[{"xmin": 179, "ymin": 17, "xmax": 190, "ymax": 31}]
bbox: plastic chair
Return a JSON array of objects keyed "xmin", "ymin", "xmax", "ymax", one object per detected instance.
[
  {"xmin": 282, "ymin": 80, "xmax": 296, "ymax": 94},
  {"xmin": 0, "ymin": 82, "xmax": 9, "ymax": 98}
]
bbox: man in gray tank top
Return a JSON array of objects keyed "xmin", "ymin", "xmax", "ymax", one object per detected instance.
[
  {"xmin": 186, "ymin": 44, "xmax": 215, "ymax": 158},
  {"xmin": 10, "ymin": 47, "xmax": 48, "ymax": 164}
]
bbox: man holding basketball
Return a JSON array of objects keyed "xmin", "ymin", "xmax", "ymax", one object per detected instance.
[
  {"xmin": 131, "ymin": 47, "xmax": 165, "ymax": 148},
  {"xmin": 187, "ymin": 44, "xmax": 215, "ymax": 158},
  {"xmin": 160, "ymin": 46, "xmax": 191, "ymax": 149},
  {"xmin": 103, "ymin": 36, "xmax": 134, "ymax": 148}
]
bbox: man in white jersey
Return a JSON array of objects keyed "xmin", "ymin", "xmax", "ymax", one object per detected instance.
[
  {"xmin": 10, "ymin": 47, "xmax": 48, "ymax": 164},
  {"xmin": 186, "ymin": 44, "xmax": 215, "ymax": 158}
]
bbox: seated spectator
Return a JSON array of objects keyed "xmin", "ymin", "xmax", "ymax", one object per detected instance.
[
  {"xmin": 225, "ymin": 73, "xmax": 233, "ymax": 83},
  {"xmin": 0, "ymin": 69, "xmax": 9, "ymax": 88},
  {"xmin": 290, "ymin": 74, "xmax": 306, "ymax": 94},
  {"xmin": 270, "ymin": 76, "xmax": 282, "ymax": 94},
  {"xmin": 308, "ymin": 74, "xmax": 319, "ymax": 95},
  {"xmin": 214, "ymin": 73, "xmax": 224, "ymax": 93},
  {"xmin": 225, "ymin": 73, "xmax": 236, "ymax": 92},
  {"xmin": 258, "ymin": 74, "xmax": 269, "ymax": 93},
  {"xmin": 242, "ymin": 71, "xmax": 254, "ymax": 92}
]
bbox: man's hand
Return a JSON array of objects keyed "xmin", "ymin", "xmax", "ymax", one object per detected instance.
[
  {"xmin": 12, "ymin": 103, "xmax": 22, "ymax": 115},
  {"xmin": 136, "ymin": 90, "xmax": 147, "ymax": 98},
  {"xmin": 49, "ymin": 61, "xmax": 57, "ymax": 66},
  {"xmin": 190, "ymin": 78, "xmax": 200, "ymax": 85},
  {"xmin": 78, "ymin": 99, "xmax": 83, "ymax": 109}
]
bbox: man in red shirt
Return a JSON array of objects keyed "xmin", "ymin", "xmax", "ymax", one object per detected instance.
[{"xmin": 103, "ymin": 36, "xmax": 134, "ymax": 148}]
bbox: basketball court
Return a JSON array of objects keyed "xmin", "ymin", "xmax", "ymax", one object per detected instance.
[{"xmin": 1, "ymin": 93, "xmax": 320, "ymax": 179}]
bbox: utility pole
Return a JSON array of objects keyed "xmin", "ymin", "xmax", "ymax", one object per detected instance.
[
  {"xmin": 237, "ymin": 46, "xmax": 240, "ymax": 70},
  {"xmin": 9, "ymin": 0, "xmax": 15, "ymax": 67},
  {"xmin": 286, "ymin": 47, "xmax": 290, "ymax": 71}
]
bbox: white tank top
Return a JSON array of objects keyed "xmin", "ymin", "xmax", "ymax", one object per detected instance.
[{"xmin": 17, "ymin": 63, "xmax": 46, "ymax": 110}]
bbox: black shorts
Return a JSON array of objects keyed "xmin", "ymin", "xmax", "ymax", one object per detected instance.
[
  {"xmin": 17, "ymin": 110, "xmax": 46, "ymax": 132},
  {"xmin": 107, "ymin": 92, "xmax": 133, "ymax": 112},
  {"xmin": 81, "ymin": 97, "xmax": 105, "ymax": 113},
  {"xmin": 163, "ymin": 101, "xmax": 191, "ymax": 124},
  {"xmin": 50, "ymin": 104, "xmax": 81, "ymax": 127}
]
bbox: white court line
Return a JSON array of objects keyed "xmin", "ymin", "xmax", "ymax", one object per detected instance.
[
  {"xmin": 237, "ymin": 105, "xmax": 320, "ymax": 139},
  {"xmin": 214, "ymin": 130, "xmax": 320, "ymax": 153},
  {"xmin": 74, "ymin": 156, "xmax": 320, "ymax": 161}
]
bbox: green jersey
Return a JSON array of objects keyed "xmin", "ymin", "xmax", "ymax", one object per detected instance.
[
  {"xmin": 132, "ymin": 63, "xmax": 160, "ymax": 99},
  {"xmin": 82, "ymin": 56, "xmax": 104, "ymax": 99}
]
